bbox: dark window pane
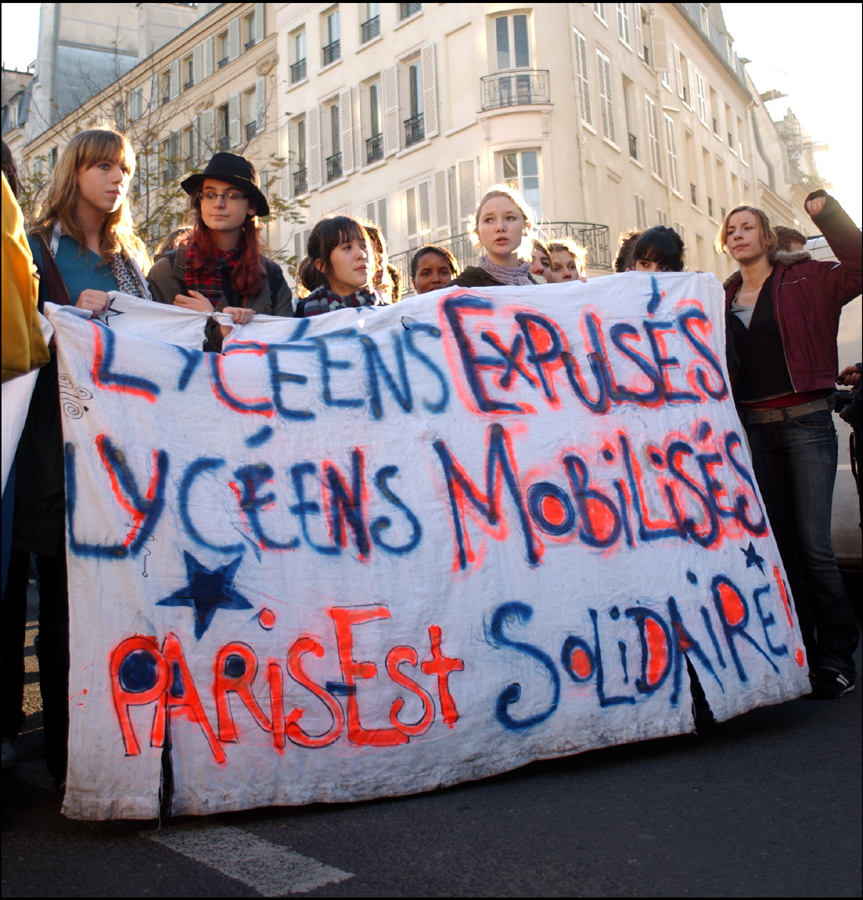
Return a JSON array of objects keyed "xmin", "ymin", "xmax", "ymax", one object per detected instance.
[
  {"xmin": 514, "ymin": 15, "xmax": 530, "ymax": 68},
  {"xmin": 502, "ymin": 152, "xmax": 518, "ymax": 181},
  {"xmin": 496, "ymin": 17, "xmax": 510, "ymax": 69}
]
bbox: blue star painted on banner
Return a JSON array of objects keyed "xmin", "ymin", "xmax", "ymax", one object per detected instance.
[
  {"xmin": 741, "ymin": 541, "xmax": 765, "ymax": 574},
  {"xmin": 157, "ymin": 551, "xmax": 252, "ymax": 639},
  {"xmin": 94, "ymin": 297, "xmax": 125, "ymax": 327}
]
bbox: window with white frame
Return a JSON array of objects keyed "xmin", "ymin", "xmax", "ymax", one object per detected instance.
[
  {"xmin": 501, "ymin": 149, "xmax": 541, "ymax": 220},
  {"xmin": 323, "ymin": 8, "xmax": 341, "ymax": 66},
  {"xmin": 596, "ymin": 49, "xmax": 616, "ymax": 143},
  {"xmin": 362, "ymin": 3, "xmax": 380, "ymax": 43},
  {"xmin": 573, "ymin": 28, "xmax": 592, "ymax": 127},
  {"xmin": 129, "ymin": 86, "xmax": 143, "ymax": 121},
  {"xmin": 365, "ymin": 196, "xmax": 388, "ymax": 243},
  {"xmin": 645, "ymin": 95, "xmax": 662, "ymax": 178},
  {"xmin": 634, "ymin": 194, "xmax": 647, "ymax": 230},
  {"xmin": 405, "ymin": 180, "xmax": 432, "ymax": 250},
  {"xmin": 594, "ymin": 3, "xmax": 607, "ymax": 24},
  {"xmin": 495, "ymin": 14, "xmax": 530, "ymax": 70},
  {"xmin": 290, "ymin": 29, "xmax": 307, "ymax": 83},
  {"xmin": 664, "ymin": 114, "xmax": 679, "ymax": 193},
  {"xmin": 326, "ymin": 101, "xmax": 342, "ymax": 181},
  {"xmin": 656, "ymin": 209, "xmax": 667, "ymax": 226},
  {"xmin": 674, "ymin": 45, "xmax": 691, "ymax": 107},
  {"xmin": 617, "ymin": 3, "xmax": 631, "ymax": 48}
]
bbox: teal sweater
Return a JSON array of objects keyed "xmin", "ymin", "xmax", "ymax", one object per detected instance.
[{"xmin": 28, "ymin": 233, "xmax": 120, "ymax": 306}]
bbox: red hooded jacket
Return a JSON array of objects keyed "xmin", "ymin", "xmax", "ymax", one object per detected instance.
[{"xmin": 724, "ymin": 191, "xmax": 861, "ymax": 394}]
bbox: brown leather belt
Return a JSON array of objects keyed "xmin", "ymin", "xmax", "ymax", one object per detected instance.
[{"xmin": 744, "ymin": 397, "xmax": 830, "ymax": 424}]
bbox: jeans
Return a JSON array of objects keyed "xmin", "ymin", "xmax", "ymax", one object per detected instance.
[{"xmin": 746, "ymin": 408, "xmax": 859, "ymax": 680}]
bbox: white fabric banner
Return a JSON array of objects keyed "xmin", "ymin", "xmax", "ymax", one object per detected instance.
[{"xmin": 43, "ymin": 274, "xmax": 809, "ymax": 821}]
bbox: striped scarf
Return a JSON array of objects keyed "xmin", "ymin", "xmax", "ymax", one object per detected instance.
[{"xmin": 299, "ymin": 285, "xmax": 378, "ymax": 317}]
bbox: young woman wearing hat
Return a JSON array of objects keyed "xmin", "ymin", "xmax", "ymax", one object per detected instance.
[{"xmin": 148, "ymin": 152, "xmax": 293, "ymax": 349}]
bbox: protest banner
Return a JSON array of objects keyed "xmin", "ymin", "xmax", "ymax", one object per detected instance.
[{"xmin": 43, "ymin": 274, "xmax": 809, "ymax": 821}]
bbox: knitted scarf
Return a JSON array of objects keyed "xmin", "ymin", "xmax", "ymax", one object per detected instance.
[
  {"xmin": 300, "ymin": 284, "xmax": 378, "ymax": 317},
  {"xmin": 183, "ymin": 241, "xmax": 243, "ymax": 307},
  {"xmin": 478, "ymin": 254, "xmax": 533, "ymax": 286}
]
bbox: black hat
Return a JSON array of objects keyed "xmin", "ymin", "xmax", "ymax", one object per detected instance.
[{"xmin": 181, "ymin": 152, "xmax": 270, "ymax": 217}]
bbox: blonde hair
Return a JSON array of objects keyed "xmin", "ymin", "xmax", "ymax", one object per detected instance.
[
  {"xmin": 31, "ymin": 129, "xmax": 150, "ymax": 272},
  {"xmin": 470, "ymin": 184, "xmax": 535, "ymax": 257},
  {"xmin": 715, "ymin": 205, "xmax": 778, "ymax": 259},
  {"xmin": 547, "ymin": 238, "xmax": 588, "ymax": 277}
]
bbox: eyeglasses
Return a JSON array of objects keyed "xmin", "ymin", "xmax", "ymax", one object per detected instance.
[{"xmin": 199, "ymin": 190, "xmax": 248, "ymax": 203}]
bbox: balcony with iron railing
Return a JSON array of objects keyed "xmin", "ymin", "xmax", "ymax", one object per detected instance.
[
  {"xmin": 322, "ymin": 40, "xmax": 341, "ymax": 66},
  {"xmin": 400, "ymin": 2, "xmax": 421, "ymax": 19},
  {"xmin": 629, "ymin": 132, "xmax": 637, "ymax": 160},
  {"xmin": 388, "ymin": 222, "xmax": 612, "ymax": 296},
  {"xmin": 245, "ymin": 121, "xmax": 259, "ymax": 140},
  {"xmin": 290, "ymin": 58, "xmax": 307, "ymax": 83},
  {"xmin": 326, "ymin": 152, "xmax": 342, "ymax": 182},
  {"xmin": 404, "ymin": 113, "xmax": 424, "ymax": 146},
  {"xmin": 245, "ymin": 38, "xmax": 256, "ymax": 52},
  {"xmin": 366, "ymin": 133, "xmax": 383, "ymax": 164},
  {"xmin": 480, "ymin": 69, "xmax": 550, "ymax": 111},
  {"xmin": 361, "ymin": 15, "xmax": 380, "ymax": 43},
  {"xmin": 219, "ymin": 135, "xmax": 231, "ymax": 151},
  {"xmin": 293, "ymin": 167, "xmax": 308, "ymax": 195}
]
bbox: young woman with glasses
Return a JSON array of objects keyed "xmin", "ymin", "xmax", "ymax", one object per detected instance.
[{"xmin": 148, "ymin": 152, "xmax": 293, "ymax": 349}]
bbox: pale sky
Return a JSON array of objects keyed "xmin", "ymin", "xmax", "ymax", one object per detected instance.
[{"xmin": 3, "ymin": 2, "xmax": 861, "ymax": 223}]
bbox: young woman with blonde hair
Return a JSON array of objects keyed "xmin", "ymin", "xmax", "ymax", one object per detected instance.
[{"xmin": 450, "ymin": 185, "xmax": 543, "ymax": 288}]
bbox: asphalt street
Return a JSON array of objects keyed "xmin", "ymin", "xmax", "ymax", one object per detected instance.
[{"xmin": 2, "ymin": 584, "xmax": 861, "ymax": 898}]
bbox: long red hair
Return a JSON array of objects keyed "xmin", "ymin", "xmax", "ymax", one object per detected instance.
[{"xmin": 187, "ymin": 210, "xmax": 265, "ymax": 302}]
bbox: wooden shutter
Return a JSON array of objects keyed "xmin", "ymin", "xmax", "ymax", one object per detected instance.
[
  {"xmin": 646, "ymin": 95, "xmax": 662, "ymax": 178},
  {"xmin": 421, "ymin": 44, "xmax": 438, "ymax": 138},
  {"xmin": 150, "ymin": 72, "xmax": 159, "ymax": 109},
  {"xmin": 635, "ymin": 6, "xmax": 644, "ymax": 59},
  {"xmin": 229, "ymin": 92, "xmax": 241, "ymax": 148},
  {"xmin": 130, "ymin": 87, "xmax": 142, "ymax": 120},
  {"xmin": 664, "ymin": 114, "xmax": 679, "ymax": 192},
  {"xmin": 456, "ymin": 158, "xmax": 478, "ymax": 232},
  {"xmin": 651, "ymin": 17, "xmax": 668, "ymax": 72},
  {"xmin": 255, "ymin": 2, "xmax": 265, "ymax": 42},
  {"xmin": 307, "ymin": 104, "xmax": 322, "ymax": 190},
  {"xmin": 193, "ymin": 44, "xmax": 203, "ymax": 85},
  {"xmin": 674, "ymin": 45, "xmax": 684, "ymax": 100},
  {"xmin": 418, "ymin": 181, "xmax": 431, "ymax": 243},
  {"xmin": 170, "ymin": 59, "xmax": 180, "ymax": 99},
  {"xmin": 339, "ymin": 88, "xmax": 354, "ymax": 174},
  {"xmin": 406, "ymin": 186, "xmax": 418, "ymax": 249},
  {"xmin": 435, "ymin": 169, "xmax": 449, "ymax": 239},
  {"xmin": 255, "ymin": 77, "xmax": 266, "ymax": 132},
  {"xmin": 377, "ymin": 198, "xmax": 388, "ymax": 242},
  {"xmin": 597, "ymin": 50, "xmax": 615, "ymax": 143},
  {"xmin": 366, "ymin": 201, "xmax": 376, "ymax": 222},
  {"xmin": 382, "ymin": 65, "xmax": 399, "ymax": 157},
  {"xmin": 204, "ymin": 36, "xmax": 214, "ymax": 78},
  {"xmin": 351, "ymin": 85, "xmax": 362, "ymax": 170},
  {"xmin": 574, "ymin": 29, "xmax": 592, "ymax": 127},
  {"xmin": 201, "ymin": 108, "xmax": 215, "ymax": 156},
  {"xmin": 617, "ymin": 3, "xmax": 630, "ymax": 46},
  {"xmin": 278, "ymin": 121, "xmax": 290, "ymax": 198},
  {"xmin": 191, "ymin": 116, "xmax": 200, "ymax": 166},
  {"xmin": 228, "ymin": 17, "xmax": 240, "ymax": 61}
]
